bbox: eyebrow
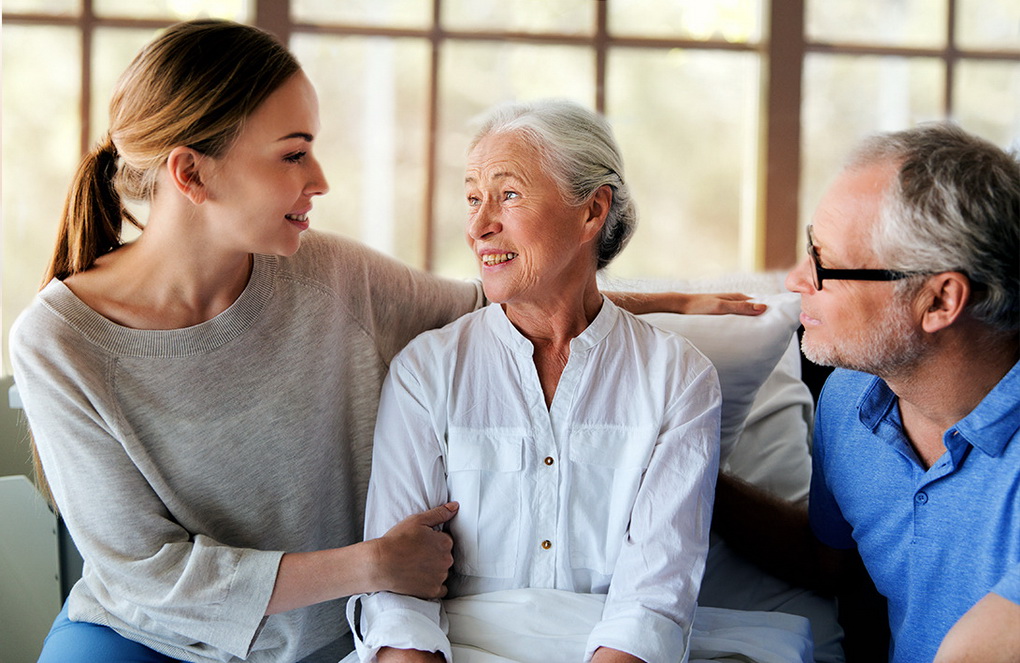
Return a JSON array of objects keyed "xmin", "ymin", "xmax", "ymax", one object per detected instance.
[
  {"xmin": 278, "ymin": 132, "xmax": 314, "ymax": 143},
  {"xmin": 464, "ymin": 171, "xmax": 519, "ymax": 185}
]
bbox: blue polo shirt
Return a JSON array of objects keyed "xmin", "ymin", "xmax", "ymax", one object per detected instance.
[{"xmin": 809, "ymin": 362, "xmax": 1020, "ymax": 663}]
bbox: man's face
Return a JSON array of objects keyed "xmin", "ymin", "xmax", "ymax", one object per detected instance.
[{"xmin": 785, "ymin": 161, "xmax": 929, "ymax": 376}]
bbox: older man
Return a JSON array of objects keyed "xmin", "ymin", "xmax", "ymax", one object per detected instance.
[{"xmin": 715, "ymin": 123, "xmax": 1019, "ymax": 663}]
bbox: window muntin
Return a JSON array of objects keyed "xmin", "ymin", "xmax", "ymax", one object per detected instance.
[{"xmin": 2, "ymin": 0, "xmax": 1018, "ymax": 374}]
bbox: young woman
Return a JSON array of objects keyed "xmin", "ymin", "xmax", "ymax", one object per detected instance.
[{"xmin": 11, "ymin": 19, "xmax": 760, "ymax": 663}]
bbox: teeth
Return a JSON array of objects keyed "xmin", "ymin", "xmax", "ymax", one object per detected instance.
[
  {"xmin": 481, "ymin": 252, "xmax": 517, "ymax": 266},
  {"xmin": 286, "ymin": 214, "xmax": 307, "ymax": 222}
]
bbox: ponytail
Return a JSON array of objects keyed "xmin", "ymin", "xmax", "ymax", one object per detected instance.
[
  {"xmin": 34, "ymin": 134, "xmax": 143, "ymax": 509},
  {"xmin": 43, "ymin": 133, "xmax": 142, "ymax": 284}
]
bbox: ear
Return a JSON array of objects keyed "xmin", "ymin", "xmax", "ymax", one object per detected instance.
[
  {"xmin": 166, "ymin": 146, "xmax": 208, "ymax": 204},
  {"xmin": 918, "ymin": 272, "xmax": 971, "ymax": 333},
  {"xmin": 580, "ymin": 184, "xmax": 613, "ymax": 244}
]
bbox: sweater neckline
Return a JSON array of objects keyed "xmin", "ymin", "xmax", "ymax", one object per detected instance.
[{"xmin": 40, "ymin": 253, "xmax": 279, "ymax": 358}]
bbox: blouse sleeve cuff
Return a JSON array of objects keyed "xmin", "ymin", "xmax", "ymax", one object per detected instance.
[
  {"xmin": 352, "ymin": 593, "xmax": 451, "ymax": 663},
  {"xmin": 584, "ymin": 607, "xmax": 687, "ymax": 663}
]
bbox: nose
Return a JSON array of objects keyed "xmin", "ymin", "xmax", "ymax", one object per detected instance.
[
  {"xmin": 785, "ymin": 254, "xmax": 814, "ymax": 294},
  {"xmin": 306, "ymin": 156, "xmax": 329, "ymax": 197},
  {"xmin": 466, "ymin": 201, "xmax": 501, "ymax": 241}
]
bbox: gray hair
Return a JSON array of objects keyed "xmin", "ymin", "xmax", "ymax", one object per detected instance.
[
  {"xmin": 468, "ymin": 99, "xmax": 636, "ymax": 270},
  {"xmin": 847, "ymin": 122, "xmax": 1019, "ymax": 333}
]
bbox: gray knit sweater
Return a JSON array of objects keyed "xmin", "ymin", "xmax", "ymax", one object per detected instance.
[{"xmin": 10, "ymin": 231, "xmax": 482, "ymax": 662}]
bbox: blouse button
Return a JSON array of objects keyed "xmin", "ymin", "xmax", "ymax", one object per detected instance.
[
  {"xmin": 544, "ymin": 456, "xmax": 555, "ymax": 466},
  {"xmin": 541, "ymin": 540, "xmax": 552, "ymax": 550}
]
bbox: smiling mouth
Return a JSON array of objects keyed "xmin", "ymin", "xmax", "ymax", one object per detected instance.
[
  {"xmin": 481, "ymin": 252, "xmax": 517, "ymax": 266},
  {"xmin": 285, "ymin": 214, "xmax": 308, "ymax": 223}
]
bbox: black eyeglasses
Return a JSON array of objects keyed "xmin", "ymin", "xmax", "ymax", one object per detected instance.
[{"xmin": 806, "ymin": 225, "xmax": 919, "ymax": 290}]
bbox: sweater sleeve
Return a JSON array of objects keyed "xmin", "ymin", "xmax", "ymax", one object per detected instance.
[
  {"xmin": 10, "ymin": 306, "xmax": 282, "ymax": 659},
  {"xmin": 325, "ymin": 236, "xmax": 484, "ymax": 365}
]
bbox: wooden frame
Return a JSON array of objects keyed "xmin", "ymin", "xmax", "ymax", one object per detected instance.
[{"xmin": 4, "ymin": 0, "xmax": 1017, "ymax": 270}]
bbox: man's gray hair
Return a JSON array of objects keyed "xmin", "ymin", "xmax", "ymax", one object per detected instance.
[
  {"xmin": 848, "ymin": 122, "xmax": 1019, "ymax": 333},
  {"xmin": 469, "ymin": 99, "xmax": 636, "ymax": 270}
]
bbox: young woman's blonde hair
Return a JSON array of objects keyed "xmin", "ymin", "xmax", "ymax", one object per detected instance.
[
  {"xmin": 35, "ymin": 20, "xmax": 301, "ymax": 504},
  {"xmin": 45, "ymin": 19, "xmax": 301, "ymax": 282}
]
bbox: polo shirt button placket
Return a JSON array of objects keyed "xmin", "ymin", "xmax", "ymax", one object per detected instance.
[{"xmin": 915, "ymin": 492, "xmax": 928, "ymax": 505}]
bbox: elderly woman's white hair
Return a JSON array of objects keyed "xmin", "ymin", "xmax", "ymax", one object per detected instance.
[{"xmin": 468, "ymin": 99, "xmax": 637, "ymax": 270}]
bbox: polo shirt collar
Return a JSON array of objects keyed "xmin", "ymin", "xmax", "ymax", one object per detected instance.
[
  {"xmin": 954, "ymin": 359, "xmax": 1020, "ymax": 457},
  {"xmin": 857, "ymin": 360, "xmax": 1020, "ymax": 458},
  {"xmin": 856, "ymin": 375, "xmax": 898, "ymax": 432}
]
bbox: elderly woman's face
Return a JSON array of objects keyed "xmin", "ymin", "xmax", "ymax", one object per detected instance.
[{"xmin": 464, "ymin": 132, "xmax": 598, "ymax": 306}]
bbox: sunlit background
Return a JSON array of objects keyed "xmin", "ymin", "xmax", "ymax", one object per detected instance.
[{"xmin": 3, "ymin": 0, "xmax": 1019, "ymax": 373}]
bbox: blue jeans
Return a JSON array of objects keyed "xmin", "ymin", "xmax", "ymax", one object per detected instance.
[{"xmin": 37, "ymin": 600, "xmax": 181, "ymax": 663}]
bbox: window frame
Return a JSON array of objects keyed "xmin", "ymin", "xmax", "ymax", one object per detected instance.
[{"xmin": 3, "ymin": 0, "xmax": 1018, "ymax": 272}]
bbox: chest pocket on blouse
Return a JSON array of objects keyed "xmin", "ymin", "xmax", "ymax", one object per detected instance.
[
  {"xmin": 567, "ymin": 427, "xmax": 656, "ymax": 576},
  {"xmin": 446, "ymin": 429, "xmax": 525, "ymax": 578}
]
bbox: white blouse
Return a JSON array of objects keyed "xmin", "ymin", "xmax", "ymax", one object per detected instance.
[{"xmin": 356, "ymin": 298, "xmax": 721, "ymax": 662}]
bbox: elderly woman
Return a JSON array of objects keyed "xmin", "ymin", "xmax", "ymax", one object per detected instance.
[{"xmin": 351, "ymin": 100, "xmax": 722, "ymax": 663}]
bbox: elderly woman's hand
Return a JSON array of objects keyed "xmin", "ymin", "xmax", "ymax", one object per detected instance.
[{"xmin": 604, "ymin": 291, "xmax": 766, "ymax": 316}]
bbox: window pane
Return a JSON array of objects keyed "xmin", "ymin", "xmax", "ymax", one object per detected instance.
[
  {"xmin": 2, "ymin": 26, "xmax": 82, "ymax": 374},
  {"xmin": 954, "ymin": 61, "xmax": 1020, "ymax": 153},
  {"xmin": 292, "ymin": 34, "xmax": 431, "ymax": 267},
  {"xmin": 293, "ymin": 0, "xmax": 431, "ymax": 28},
  {"xmin": 606, "ymin": 48, "xmax": 760, "ymax": 279},
  {"xmin": 433, "ymin": 41, "xmax": 595, "ymax": 278},
  {"xmin": 801, "ymin": 54, "xmax": 944, "ymax": 234},
  {"xmin": 90, "ymin": 29, "xmax": 159, "ymax": 231},
  {"xmin": 91, "ymin": 28, "xmax": 165, "ymax": 146},
  {"xmin": 806, "ymin": 0, "xmax": 947, "ymax": 48},
  {"xmin": 93, "ymin": 0, "xmax": 249, "ymax": 20},
  {"xmin": 2, "ymin": 0, "xmax": 80, "ymax": 14},
  {"xmin": 609, "ymin": 0, "xmax": 762, "ymax": 42},
  {"xmin": 442, "ymin": 0, "xmax": 595, "ymax": 35},
  {"xmin": 957, "ymin": 0, "xmax": 1020, "ymax": 51}
]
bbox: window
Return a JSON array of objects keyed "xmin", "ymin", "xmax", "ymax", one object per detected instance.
[
  {"xmin": 3, "ymin": 0, "xmax": 1018, "ymax": 373},
  {"xmin": 801, "ymin": 0, "xmax": 1020, "ymax": 249}
]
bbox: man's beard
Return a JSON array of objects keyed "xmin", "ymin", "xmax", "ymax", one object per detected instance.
[{"xmin": 802, "ymin": 301, "xmax": 929, "ymax": 377}]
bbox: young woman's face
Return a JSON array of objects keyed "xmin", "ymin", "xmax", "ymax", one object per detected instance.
[{"xmin": 200, "ymin": 70, "xmax": 329, "ymax": 256}]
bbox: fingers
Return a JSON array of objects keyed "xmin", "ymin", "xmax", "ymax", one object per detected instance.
[
  {"xmin": 376, "ymin": 504, "xmax": 458, "ymax": 598},
  {"xmin": 719, "ymin": 299, "xmax": 767, "ymax": 316},
  {"xmin": 410, "ymin": 501, "xmax": 459, "ymax": 529},
  {"xmin": 715, "ymin": 292, "xmax": 753, "ymax": 302},
  {"xmin": 680, "ymin": 293, "xmax": 767, "ymax": 316},
  {"xmin": 703, "ymin": 293, "xmax": 766, "ymax": 316}
]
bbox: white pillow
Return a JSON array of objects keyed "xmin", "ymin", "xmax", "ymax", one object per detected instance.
[
  {"xmin": 638, "ymin": 292, "xmax": 802, "ymax": 461},
  {"xmin": 726, "ymin": 334, "xmax": 813, "ymax": 504}
]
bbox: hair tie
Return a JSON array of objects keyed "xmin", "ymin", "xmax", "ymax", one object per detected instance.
[
  {"xmin": 96, "ymin": 133, "xmax": 119, "ymax": 179},
  {"xmin": 98, "ymin": 132, "xmax": 118, "ymax": 156}
]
